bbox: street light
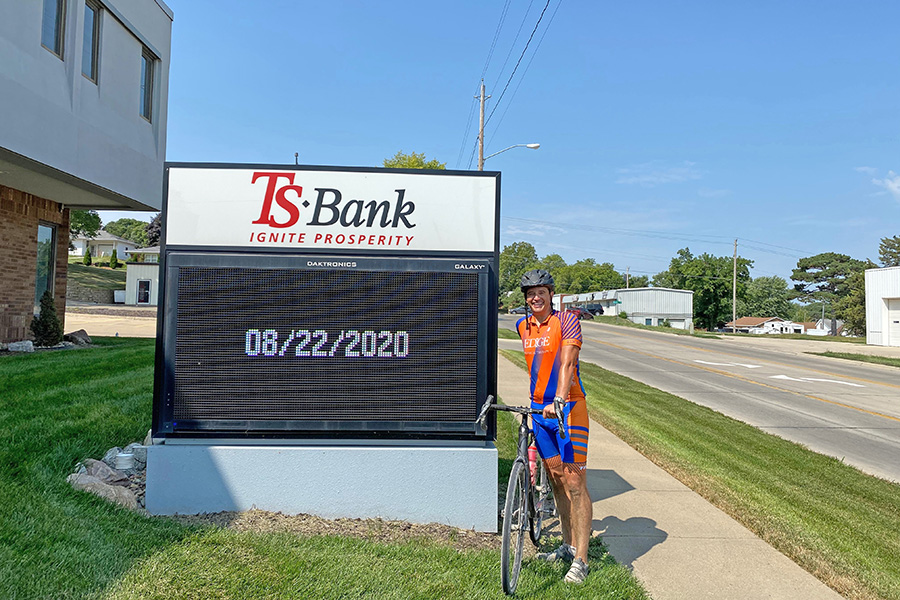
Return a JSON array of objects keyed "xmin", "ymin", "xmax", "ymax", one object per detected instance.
[{"xmin": 480, "ymin": 143, "xmax": 540, "ymax": 168}]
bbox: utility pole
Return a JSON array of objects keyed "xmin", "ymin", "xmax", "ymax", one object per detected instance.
[
  {"xmin": 476, "ymin": 80, "xmax": 490, "ymax": 171},
  {"xmin": 626, "ymin": 266, "xmax": 630, "ymax": 288},
  {"xmin": 732, "ymin": 239, "xmax": 738, "ymax": 333},
  {"xmin": 294, "ymin": 152, "xmax": 298, "ymax": 166}
]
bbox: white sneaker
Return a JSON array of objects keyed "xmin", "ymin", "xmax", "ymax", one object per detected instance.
[
  {"xmin": 536, "ymin": 543, "xmax": 575, "ymax": 562},
  {"xmin": 565, "ymin": 558, "xmax": 589, "ymax": 583}
]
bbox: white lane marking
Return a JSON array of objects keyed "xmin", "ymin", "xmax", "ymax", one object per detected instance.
[
  {"xmin": 770, "ymin": 374, "xmax": 865, "ymax": 388},
  {"xmin": 695, "ymin": 360, "xmax": 762, "ymax": 369}
]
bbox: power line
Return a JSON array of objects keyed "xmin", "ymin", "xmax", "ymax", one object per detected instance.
[
  {"xmin": 488, "ymin": 0, "xmax": 563, "ymax": 146},
  {"xmin": 484, "ymin": 0, "xmax": 553, "ymax": 129},
  {"xmin": 489, "ymin": 0, "xmax": 536, "ymax": 94}
]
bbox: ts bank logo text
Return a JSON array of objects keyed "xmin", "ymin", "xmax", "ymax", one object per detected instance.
[{"xmin": 251, "ymin": 172, "xmax": 416, "ymax": 229}]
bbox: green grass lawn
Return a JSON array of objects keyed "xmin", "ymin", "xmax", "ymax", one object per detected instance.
[
  {"xmin": 497, "ymin": 327, "xmax": 520, "ymax": 340},
  {"xmin": 502, "ymin": 349, "xmax": 900, "ymax": 600},
  {"xmin": 589, "ymin": 315, "xmax": 721, "ymax": 338},
  {"xmin": 1, "ymin": 339, "xmax": 648, "ymax": 600},
  {"xmin": 67, "ymin": 260, "xmax": 127, "ymax": 290},
  {"xmin": 721, "ymin": 332, "xmax": 866, "ymax": 344},
  {"xmin": 809, "ymin": 351, "xmax": 900, "ymax": 368}
]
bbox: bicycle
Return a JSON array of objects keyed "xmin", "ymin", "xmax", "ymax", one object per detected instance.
[{"xmin": 477, "ymin": 394, "xmax": 567, "ymax": 595}]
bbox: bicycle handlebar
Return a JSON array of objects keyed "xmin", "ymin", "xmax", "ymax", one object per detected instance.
[{"xmin": 476, "ymin": 395, "xmax": 544, "ymax": 431}]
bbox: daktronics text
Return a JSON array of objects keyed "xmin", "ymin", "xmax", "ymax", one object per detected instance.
[{"xmin": 251, "ymin": 172, "xmax": 416, "ymax": 229}]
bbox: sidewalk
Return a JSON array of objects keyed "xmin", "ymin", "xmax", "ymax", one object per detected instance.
[{"xmin": 496, "ymin": 352, "xmax": 843, "ymax": 600}]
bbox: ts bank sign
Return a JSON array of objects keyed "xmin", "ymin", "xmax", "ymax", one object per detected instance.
[{"xmin": 164, "ymin": 166, "xmax": 499, "ymax": 253}]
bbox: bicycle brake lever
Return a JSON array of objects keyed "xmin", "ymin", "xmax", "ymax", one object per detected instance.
[{"xmin": 476, "ymin": 395, "xmax": 495, "ymax": 431}]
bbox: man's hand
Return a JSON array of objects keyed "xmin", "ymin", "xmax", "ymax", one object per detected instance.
[{"xmin": 542, "ymin": 403, "xmax": 557, "ymax": 419}]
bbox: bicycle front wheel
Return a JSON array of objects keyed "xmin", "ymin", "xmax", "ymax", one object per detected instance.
[
  {"xmin": 501, "ymin": 460, "xmax": 528, "ymax": 595},
  {"xmin": 529, "ymin": 458, "xmax": 551, "ymax": 545}
]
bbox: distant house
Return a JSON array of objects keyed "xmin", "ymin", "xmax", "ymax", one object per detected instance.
[
  {"xmin": 726, "ymin": 317, "xmax": 830, "ymax": 335},
  {"xmin": 725, "ymin": 317, "xmax": 785, "ymax": 334},
  {"xmin": 70, "ymin": 230, "xmax": 137, "ymax": 260},
  {"xmin": 125, "ymin": 246, "xmax": 159, "ymax": 305}
]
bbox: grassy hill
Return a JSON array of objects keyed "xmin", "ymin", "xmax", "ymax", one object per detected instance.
[{"xmin": 67, "ymin": 258, "xmax": 126, "ymax": 290}]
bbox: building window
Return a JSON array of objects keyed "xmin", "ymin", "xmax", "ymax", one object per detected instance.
[
  {"xmin": 82, "ymin": 0, "xmax": 100, "ymax": 82},
  {"xmin": 140, "ymin": 48, "xmax": 154, "ymax": 121},
  {"xmin": 35, "ymin": 224, "xmax": 57, "ymax": 315},
  {"xmin": 41, "ymin": 0, "xmax": 66, "ymax": 57}
]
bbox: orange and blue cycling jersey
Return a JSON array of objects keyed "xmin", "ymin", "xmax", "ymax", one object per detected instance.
[{"xmin": 516, "ymin": 310, "xmax": 589, "ymax": 466}]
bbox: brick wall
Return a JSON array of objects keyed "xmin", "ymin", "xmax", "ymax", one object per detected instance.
[{"xmin": 0, "ymin": 185, "xmax": 69, "ymax": 343}]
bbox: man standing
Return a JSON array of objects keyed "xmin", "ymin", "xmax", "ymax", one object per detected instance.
[{"xmin": 515, "ymin": 269, "xmax": 592, "ymax": 584}]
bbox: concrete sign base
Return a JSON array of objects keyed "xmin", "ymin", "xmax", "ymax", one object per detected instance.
[{"xmin": 146, "ymin": 441, "xmax": 498, "ymax": 532}]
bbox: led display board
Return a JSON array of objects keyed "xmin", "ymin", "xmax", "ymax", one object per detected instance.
[{"xmin": 153, "ymin": 164, "xmax": 500, "ymax": 439}]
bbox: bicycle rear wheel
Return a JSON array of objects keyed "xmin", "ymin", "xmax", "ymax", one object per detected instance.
[
  {"xmin": 529, "ymin": 459, "xmax": 552, "ymax": 545},
  {"xmin": 501, "ymin": 460, "xmax": 528, "ymax": 595}
]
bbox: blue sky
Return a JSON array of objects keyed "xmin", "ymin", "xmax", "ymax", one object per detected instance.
[{"xmin": 102, "ymin": 0, "xmax": 900, "ymax": 282}]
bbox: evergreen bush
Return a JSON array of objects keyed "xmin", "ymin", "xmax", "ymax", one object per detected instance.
[
  {"xmin": 30, "ymin": 290, "xmax": 63, "ymax": 347},
  {"xmin": 83, "ymin": 247, "xmax": 92, "ymax": 266},
  {"xmin": 110, "ymin": 249, "xmax": 118, "ymax": 269}
]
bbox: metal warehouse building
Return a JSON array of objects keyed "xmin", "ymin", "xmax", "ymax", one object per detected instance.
[
  {"xmin": 865, "ymin": 266, "xmax": 900, "ymax": 347},
  {"xmin": 556, "ymin": 287, "xmax": 694, "ymax": 331}
]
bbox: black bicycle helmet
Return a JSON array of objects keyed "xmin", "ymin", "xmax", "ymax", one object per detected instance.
[{"xmin": 520, "ymin": 269, "xmax": 555, "ymax": 294}]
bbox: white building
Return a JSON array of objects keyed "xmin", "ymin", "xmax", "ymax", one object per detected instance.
[
  {"xmin": 0, "ymin": 0, "xmax": 172, "ymax": 343},
  {"xmin": 70, "ymin": 230, "xmax": 137, "ymax": 259},
  {"xmin": 556, "ymin": 287, "xmax": 694, "ymax": 330},
  {"xmin": 865, "ymin": 266, "xmax": 900, "ymax": 347},
  {"xmin": 125, "ymin": 246, "xmax": 159, "ymax": 305}
]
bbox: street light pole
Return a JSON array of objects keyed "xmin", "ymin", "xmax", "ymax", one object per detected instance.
[{"xmin": 483, "ymin": 143, "xmax": 541, "ymax": 162}]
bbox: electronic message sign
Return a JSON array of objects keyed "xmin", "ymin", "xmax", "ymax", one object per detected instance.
[{"xmin": 153, "ymin": 164, "xmax": 500, "ymax": 439}]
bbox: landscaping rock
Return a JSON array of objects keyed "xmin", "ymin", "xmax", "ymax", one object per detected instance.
[
  {"xmin": 8, "ymin": 340, "xmax": 34, "ymax": 353},
  {"xmin": 142, "ymin": 429, "xmax": 153, "ymax": 446},
  {"xmin": 67, "ymin": 473, "xmax": 138, "ymax": 509},
  {"xmin": 125, "ymin": 443, "xmax": 147, "ymax": 470},
  {"xmin": 83, "ymin": 458, "xmax": 129, "ymax": 484},
  {"xmin": 65, "ymin": 329, "xmax": 92, "ymax": 346},
  {"xmin": 101, "ymin": 447, "xmax": 123, "ymax": 469}
]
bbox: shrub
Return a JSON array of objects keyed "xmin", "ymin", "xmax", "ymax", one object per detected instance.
[
  {"xmin": 661, "ymin": 319, "xmax": 671, "ymax": 328},
  {"xmin": 30, "ymin": 290, "xmax": 63, "ymax": 346},
  {"xmin": 83, "ymin": 247, "xmax": 92, "ymax": 266},
  {"xmin": 619, "ymin": 311, "xmax": 628, "ymax": 319},
  {"xmin": 110, "ymin": 249, "xmax": 119, "ymax": 269}
]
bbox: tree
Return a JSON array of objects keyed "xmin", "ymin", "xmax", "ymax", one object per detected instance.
[
  {"xmin": 835, "ymin": 260, "xmax": 877, "ymax": 336},
  {"xmin": 499, "ymin": 242, "xmax": 539, "ymax": 293},
  {"xmin": 791, "ymin": 252, "xmax": 866, "ymax": 304},
  {"xmin": 83, "ymin": 247, "xmax": 92, "ymax": 266},
  {"xmin": 666, "ymin": 247, "xmax": 752, "ymax": 330},
  {"xmin": 383, "ymin": 151, "xmax": 446, "ymax": 170},
  {"xmin": 537, "ymin": 253, "xmax": 567, "ymax": 274},
  {"xmin": 146, "ymin": 213, "xmax": 161, "ymax": 246},
  {"xmin": 651, "ymin": 270, "xmax": 679, "ymax": 289},
  {"xmin": 737, "ymin": 276, "xmax": 792, "ymax": 318},
  {"xmin": 109, "ymin": 248, "xmax": 119, "ymax": 269},
  {"xmin": 628, "ymin": 274, "xmax": 650, "ymax": 288},
  {"xmin": 555, "ymin": 259, "xmax": 624, "ymax": 294},
  {"xmin": 69, "ymin": 210, "xmax": 101, "ymax": 249},
  {"xmin": 30, "ymin": 290, "xmax": 63, "ymax": 346},
  {"xmin": 879, "ymin": 235, "xmax": 900, "ymax": 267},
  {"xmin": 105, "ymin": 218, "xmax": 149, "ymax": 247}
]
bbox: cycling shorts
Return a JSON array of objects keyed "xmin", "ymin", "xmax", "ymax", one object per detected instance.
[{"xmin": 532, "ymin": 398, "xmax": 589, "ymax": 467}]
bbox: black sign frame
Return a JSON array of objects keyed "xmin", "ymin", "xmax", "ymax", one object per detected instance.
[{"xmin": 152, "ymin": 163, "xmax": 500, "ymax": 441}]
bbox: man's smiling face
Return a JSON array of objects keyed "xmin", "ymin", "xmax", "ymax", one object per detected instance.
[{"xmin": 525, "ymin": 286, "xmax": 552, "ymax": 320}]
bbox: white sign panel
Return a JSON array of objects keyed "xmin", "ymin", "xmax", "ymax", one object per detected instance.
[{"xmin": 164, "ymin": 166, "xmax": 499, "ymax": 253}]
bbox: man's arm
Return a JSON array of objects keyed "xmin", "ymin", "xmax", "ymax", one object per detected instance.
[{"xmin": 543, "ymin": 343, "xmax": 580, "ymax": 418}]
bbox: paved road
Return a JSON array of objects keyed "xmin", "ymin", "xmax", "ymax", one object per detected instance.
[{"xmin": 499, "ymin": 316, "xmax": 900, "ymax": 483}]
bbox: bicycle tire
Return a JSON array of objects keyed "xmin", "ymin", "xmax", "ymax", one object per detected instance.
[
  {"xmin": 529, "ymin": 459, "xmax": 551, "ymax": 545},
  {"xmin": 501, "ymin": 460, "xmax": 528, "ymax": 595}
]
